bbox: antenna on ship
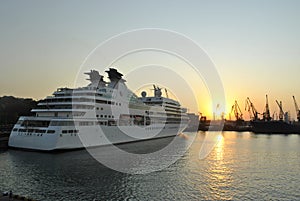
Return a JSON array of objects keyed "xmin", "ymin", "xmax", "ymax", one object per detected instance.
[
  {"xmin": 152, "ymin": 85, "xmax": 162, "ymax": 97},
  {"xmin": 164, "ymin": 88, "xmax": 169, "ymax": 98}
]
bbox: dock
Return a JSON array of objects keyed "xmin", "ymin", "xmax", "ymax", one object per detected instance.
[{"xmin": 198, "ymin": 119, "xmax": 252, "ymax": 132}]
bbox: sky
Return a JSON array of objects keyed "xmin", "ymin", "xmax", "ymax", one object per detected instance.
[{"xmin": 0, "ymin": 0, "xmax": 300, "ymax": 120}]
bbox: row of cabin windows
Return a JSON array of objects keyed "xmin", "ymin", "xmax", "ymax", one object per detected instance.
[
  {"xmin": 54, "ymin": 92, "xmax": 105, "ymax": 97},
  {"xmin": 145, "ymin": 126, "xmax": 164, "ymax": 130},
  {"xmin": 96, "ymin": 114, "xmax": 114, "ymax": 118},
  {"xmin": 37, "ymin": 105, "xmax": 116, "ymax": 110},
  {"xmin": 50, "ymin": 120, "xmax": 116, "ymax": 127},
  {"xmin": 165, "ymin": 108, "xmax": 181, "ymax": 113},
  {"xmin": 145, "ymin": 111, "xmax": 177, "ymax": 116},
  {"xmin": 96, "ymin": 121, "xmax": 107, "ymax": 125},
  {"xmin": 17, "ymin": 132, "xmax": 44, "ymax": 137},
  {"xmin": 41, "ymin": 96, "xmax": 101, "ymax": 103},
  {"xmin": 62, "ymin": 130, "xmax": 79, "ymax": 134},
  {"xmin": 14, "ymin": 128, "xmax": 55, "ymax": 134},
  {"xmin": 78, "ymin": 120, "xmax": 116, "ymax": 126},
  {"xmin": 96, "ymin": 120, "xmax": 116, "ymax": 126},
  {"xmin": 17, "ymin": 128, "xmax": 47, "ymax": 133},
  {"xmin": 36, "ymin": 113, "xmax": 85, "ymax": 118},
  {"xmin": 40, "ymin": 97, "xmax": 121, "ymax": 106},
  {"xmin": 95, "ymin": 100, "xmax": 122, "ymax": 106},
  {"xmin": 60, "ymin": 133, "xmax": 77, "ymax": 137},
  {"xmin": 38, "ymin": 102, "xmax": 121, "ymax": 111},
  {"xmin": 37, "ymin": 105, "xmax": 94, "ymax": 110},
  {"xmin": 50, "ymin": 121, "xmax": 75, "ymax": 126},
  {"xmin": 21, "ymin": 120, "xmax": 50, "ymax": 127},
  {"xmin": 50, "ymin": 119, "xmax": 114, "ymax": 127},
  {"xmin": 71, "ymin": 92, "xmax": 102, "ymax": 96}
]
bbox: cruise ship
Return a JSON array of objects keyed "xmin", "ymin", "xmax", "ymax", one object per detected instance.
[{"xmin": 8, "ymin": 68, "xmax": 189, "ymax": 151}]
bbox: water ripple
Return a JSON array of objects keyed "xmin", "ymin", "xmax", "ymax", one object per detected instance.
[{"xmin": 0, "ymin": 132, "xmax": 300, "ymax": 200}]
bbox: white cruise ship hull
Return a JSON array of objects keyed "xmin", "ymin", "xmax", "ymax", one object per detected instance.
[{"xmin": 9, "ymin": 124, "xmax": 187, "ymax": 151}]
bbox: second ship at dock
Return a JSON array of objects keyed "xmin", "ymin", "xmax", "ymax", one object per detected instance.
[
  {"xmin": 8, "ymin": 68, "xmax": 189, "ymax": 151},
  {"xmin": 250, "ymin": 95, "xmax": 300, "ymax": 134},
  {"xmin": 197, "ymin": 95, "xmax": 300, "ymax": 134}
]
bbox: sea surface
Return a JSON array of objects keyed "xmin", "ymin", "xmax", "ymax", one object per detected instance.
[{"xmin": 0, "ymin": 132, "xmax": 300, "ymax": 200}]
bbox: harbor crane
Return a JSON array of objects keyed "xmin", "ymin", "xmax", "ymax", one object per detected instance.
[
  {"xmin": 230, "ymin": 100, "xmax": 243, "ymax": 121},
  {"xmin": 263, "ymin": 95, "xmax": 272, "ymax": 121},
  {"xmin": 245, "ymin": 97, "xmax": 259, "ymax": 120},
  {"xmin": 275, "ymin": 100, "xmax": 284, "ymax": 121},
  {"xmin": 292, "ymin": 96, "xmax": 300, "ymax": 121}
]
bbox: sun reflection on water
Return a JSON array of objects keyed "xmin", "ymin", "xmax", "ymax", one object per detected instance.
[
  {"xmin": 206, "ymin": 133, "xmax": 234, "ymax": 200},
  {"xmin": 215, "ymin": 134, "xmax": 224, "ymax": 161}
]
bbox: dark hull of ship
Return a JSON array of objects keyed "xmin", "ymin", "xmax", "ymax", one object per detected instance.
[{"xmin": 251, "ymin": 120, "xmax": 300, "ymax": 134}]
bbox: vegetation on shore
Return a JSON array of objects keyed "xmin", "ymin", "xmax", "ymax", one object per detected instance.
[{"xmin": 0, "ymin": 96, "xmax": 37, "ymax": 126}]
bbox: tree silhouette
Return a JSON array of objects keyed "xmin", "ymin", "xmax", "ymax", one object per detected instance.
[{"xmin": 0, "ymin": 96, "xmax": 37, "ymax": 126}]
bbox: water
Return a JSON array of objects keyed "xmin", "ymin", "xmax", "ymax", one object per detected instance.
[{"xmin": 0, "ymin": 132, "xmax": 300, "ymax": 200}]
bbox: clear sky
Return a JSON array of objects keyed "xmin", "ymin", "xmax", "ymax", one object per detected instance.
[{"xmin": 1, "ymin": 0, "xmax": 300, "ymax": 119}]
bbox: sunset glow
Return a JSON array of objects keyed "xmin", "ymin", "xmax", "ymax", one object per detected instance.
[{"xmin": 0, "ymin": 1, "xmax": 299, "ymax": 120}]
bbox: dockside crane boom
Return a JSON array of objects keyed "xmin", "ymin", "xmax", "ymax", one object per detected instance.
[
  {"xmin": 230, "ymin": 100, "xmax": 243, "ymax": 121},
  {"xmin": 263, "ymin": 95, "xmax": 271, "ymax": 121},
  {"xmin": 245, "ymin": 97, "xmax": 259, "ymax": 120},
  {"xmin": 275, "ymin": 100, "xmax": 284, "ymax": 121},
  {"xmin": 292, "ymin": 96, "xmax": 300, "ymax": 121}
]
